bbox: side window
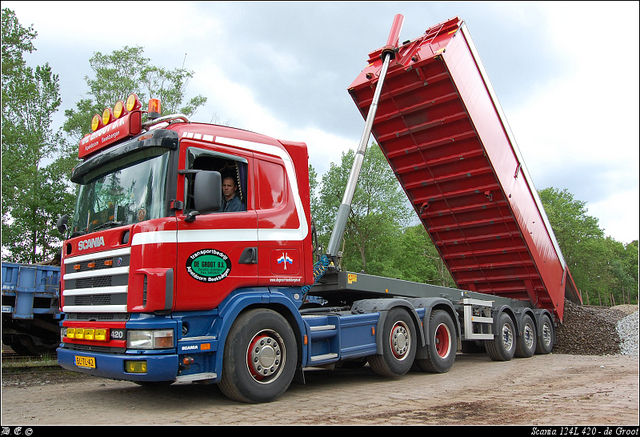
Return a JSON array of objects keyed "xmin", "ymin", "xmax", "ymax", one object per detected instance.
[
  {"xmin": 185, "ymin": 147, "xmax": 248, "ymax": 213},
  {"xmin": 257, "ymin": 159, "xmax": 286, "ymax": 209}
]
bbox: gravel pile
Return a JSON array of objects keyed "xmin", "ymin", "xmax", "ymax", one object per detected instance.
[
  {"xmin": 554, "ymin": 299, "xmax": 638, "ymax": 356},
  {"xmin": 617, "ymin": 310, "xmax": 639, "ymax": 356}
]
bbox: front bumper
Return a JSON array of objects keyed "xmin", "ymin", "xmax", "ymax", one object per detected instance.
[{"xmin": 57, "ymin": 347, "xmax": 179, "ymax": 382}]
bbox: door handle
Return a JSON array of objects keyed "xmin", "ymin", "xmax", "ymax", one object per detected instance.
[{"xmin": 238, "ymin": 247, "xmax": 258, "ymax": 264}]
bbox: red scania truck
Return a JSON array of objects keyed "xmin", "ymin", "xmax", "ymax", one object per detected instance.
[{"xmin": 56, "ymin": 15, "xmax": 581, "ymax": 403}]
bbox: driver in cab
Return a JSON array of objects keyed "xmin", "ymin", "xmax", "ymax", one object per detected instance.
[{"xmin": 221, "ymin": 175, "xmax": 245, "ymax": 212}]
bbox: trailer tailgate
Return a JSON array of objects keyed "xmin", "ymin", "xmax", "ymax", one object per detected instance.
[{"xmin": 348, "ymin": 17, "xmax": 581, "ymax": 321}]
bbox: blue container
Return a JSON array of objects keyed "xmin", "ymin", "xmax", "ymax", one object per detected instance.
[{"xmin": 2, "ymin": 263, "xmax": 61, "ymax": 319}]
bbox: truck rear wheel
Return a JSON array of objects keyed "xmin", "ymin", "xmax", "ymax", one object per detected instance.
[
  {"xmin": 485, "ymin": 312, "xmax": 516, "ymax": 361},
  {"xmin": 219, "ymin": 308, "xmax": 297, "ymax": 403},
  {"xmin": 535, "ymin": 314, "xmax": 554, "ymax": 354},
  {"xmin": 515, "ymin": 314, "xmax": 537, "ymax": 358},
  {"xmin": 416, "ymin": 309, "xmax": 457, "ymax": 373},
  {"xmin": 368, "ymin": 308, "xmax": 417, "ymax": 377}
]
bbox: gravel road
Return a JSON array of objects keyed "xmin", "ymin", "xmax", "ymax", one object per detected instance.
[
  {"xmin": 2, "ymin": 305, "xmax": 638, "ymax": 426},
  {"xmin": 2, "ymin": 353, "xmax": 637, "ymax": 426}
]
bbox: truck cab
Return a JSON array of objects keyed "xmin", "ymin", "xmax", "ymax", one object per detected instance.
[{"xmin": 57, "ymin": 98, "xmax": 315, "ymax": 400}]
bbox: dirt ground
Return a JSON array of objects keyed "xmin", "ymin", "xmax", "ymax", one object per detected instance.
[{"xmin": 2, "ymin": 353, "xmax": 638, "ymax": 426}]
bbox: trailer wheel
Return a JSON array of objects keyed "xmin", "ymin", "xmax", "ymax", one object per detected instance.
[
  {"xmin": 219, "ymin": 308, "xmax": 297, "ymax": 403},
  {"xmin": 515, "ymin": 314, "xmax": 537, "ymax": 358},
  {"xmin": 416, "ymin": 310, "xmax": 457, "ymax": 373},
  {"xmin": 535, "ymin": 314, "xmax": 554, "ymax": 355},
  {"xmin": 368, "ymin": 308, "xmax": 417, "ymax": 377},
  {"xmin": 485, "ymin": 312, "xmax": 516, "ymax": 361}
]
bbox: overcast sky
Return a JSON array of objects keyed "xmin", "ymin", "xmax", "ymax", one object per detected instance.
[{"xmin": 5, "ymin": 1, "xmax": 639, "ymax": 244}]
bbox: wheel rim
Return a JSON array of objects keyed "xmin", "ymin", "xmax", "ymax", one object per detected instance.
[
  {"xmin": 390, "ymin": 321, "xmax": 411, "ymax": 360},
  {"xmin": 434, "ymin": 322, "xmax": 452, "ymax": 358},
  {"xmin": 541, "ymin": 322, "xmax": 552, "ymax": 347},
  {"xmin": 523, "ymin": 323, "xmax": 535, "ymax": 349},
  {"xmin": 246, "ymin": 329, "xmax": 285, "ymax": 384},
  {"xmin": 502, "ymin": 322, "xmax": 514, "ymax": 351}
]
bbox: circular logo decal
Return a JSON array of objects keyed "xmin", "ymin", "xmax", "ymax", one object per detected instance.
[{"xmin": 186, "ymin": 249, "xmax": 231, "ymax": 283}]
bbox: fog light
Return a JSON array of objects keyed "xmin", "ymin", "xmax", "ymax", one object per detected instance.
[
  {"xmin": 84, "ymin": 329, "xmax": 95, "ymax": 340},
  {"xmin": 125, "ymin": 360, "xmax": 147, "ymax": 373}
]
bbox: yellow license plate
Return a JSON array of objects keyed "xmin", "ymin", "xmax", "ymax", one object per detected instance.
[{"xmin": 75, "ymin": 355, "xmax": 96, "ymax": 369}]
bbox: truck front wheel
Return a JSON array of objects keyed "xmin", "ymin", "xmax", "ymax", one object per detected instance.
[{"xmin": 219, "ymin": 308, "xmax": 297, "ymax": 403}]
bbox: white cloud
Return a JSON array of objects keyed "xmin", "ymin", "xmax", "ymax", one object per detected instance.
[
  {"xmin": 590, "ymin": 189, "xmax": 639, "ymax": 244},
  {"xmin": 190, "ymin": 58, "xmax": 356, "ymax": 176},
  {"xmin": 4, "ymin": 1, "xmax": 637, "ymax": 244},
  {"xmin": 507, "ymin": 2, "xmax": 639, "ymax": 242}
]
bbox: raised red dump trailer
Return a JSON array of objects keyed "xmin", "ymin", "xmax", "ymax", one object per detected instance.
[{"xmin": 347, "ymin": 16, "xmax": 581, "ymax": 322}]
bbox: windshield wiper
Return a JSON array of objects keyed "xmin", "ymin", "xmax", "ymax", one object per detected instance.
[{"xmin": 93, "ymin": 220, "xmax": 125, "ymax": 231}]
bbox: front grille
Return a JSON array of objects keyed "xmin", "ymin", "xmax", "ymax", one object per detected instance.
[
  {"xmin": 77, "ymin": 276, "xmax": 112, "ymax": 288},
  {"xmin": 65, "ymin": 313, "xmax": 130, "ymax": 322},
  {"xmin": 63, "ymin": 247, "xmax": 131, "ymax": 314},
  {"xmin": 65, "ymin": 343, "xmax": 126, "ymax": 354},
  {"xmin": 67, "ymin": 293, "xmax": 127, "ymax": 306}
]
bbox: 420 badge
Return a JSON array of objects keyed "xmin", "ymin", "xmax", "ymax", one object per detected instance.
[{"xmin": 186, "ymin": 249, "xmax": 232, "ymax": 282}]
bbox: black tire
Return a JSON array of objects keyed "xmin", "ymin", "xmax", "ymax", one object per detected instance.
[
  {"xmin": 6, "ymin": 337, "xmax": 32, "ymax": 355},
  {"xmin": 368, "ymin": 308, "xmax": 417, "ymax": 377},
  {"xmin": 219, "ymin": 308, "xmax": 297, "ymax": 403},
  {"xmin": 535, "ymin": 314, "xmax": 554, "ymax": 355},
  {"xmin": 416, "ymin": 309, "xmax": 457, "ymax": 373},
  {"xmin": 485, "ymin": 312, "xmax": 516, "ymax": 361},
  {"xmin": 515, "ymin": 314, "xmax": 537, "ymax": 358}
]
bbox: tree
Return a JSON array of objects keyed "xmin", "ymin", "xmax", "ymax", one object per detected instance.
[
  {"xmin": 603, "ymin": 238, "xmax": 638, "ymax": 305},
  {"xmin": 2, "ymin": 8, "xmax": 74, "ymax": 263},
  {"xmin": 63, "ymin": 45, "xmax": 207, "ymax": 141},
  {"xmin": 393, "ymin": 225, "xmax": 455, "ymax": 287},
  {"xmin": 314, "ymin": 144, "xmax": 412, "ymax": 275},
  {"xmin": 538, "ymin": 187, "xmax": 637, "ymax": 305}
]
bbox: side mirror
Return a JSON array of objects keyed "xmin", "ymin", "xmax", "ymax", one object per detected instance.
[
  {"xmin": 57, "ymin": 214, "xmax": 69, "ymax": 235},
  {"xmin": 193, "ymin": 170, "xmax": 222, "ymax": 214}
]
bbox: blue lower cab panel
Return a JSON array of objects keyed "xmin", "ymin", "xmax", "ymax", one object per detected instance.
[{"xmin": 57, "ymin": 347, "xmax": 179, "ymax": 382}]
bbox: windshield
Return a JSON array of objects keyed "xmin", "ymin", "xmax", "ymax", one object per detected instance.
[{"xmin": 71, "ymin": 149, "xmax": 171, "ymax": 234}]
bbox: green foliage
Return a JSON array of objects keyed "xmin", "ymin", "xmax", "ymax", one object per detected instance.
[
  {"xmin": 2, "ymin": 10, "xmax": 209, "ymax": 263},
  {"xmin": 63, "ymin": 45, "xmax": 207, "ymax": 141},
  {"xmin": 395, "ymin": 225, "xmax": 456, "ymax": 287},
  {"xmin": 312, "ymin": 145, "xmax": 453, "ymax": 285},
  {"xmin": 2, "ymin": 8, "xmax": 74, "ymax": 263},
  {"xmin": 539, "ymin": 187, "xmax": 638, "ymax": 305},
  {"xmin": 314, "ymin": 145, "xmax": 408, "ymax": 273}
]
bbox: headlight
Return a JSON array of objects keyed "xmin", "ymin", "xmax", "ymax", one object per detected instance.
[{"xmin": 127, "ymin": 329, "xmax": 174, "ymax": 349}]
